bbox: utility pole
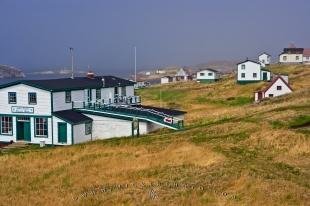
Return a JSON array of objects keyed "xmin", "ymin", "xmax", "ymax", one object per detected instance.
[
  {"xmin": 70, "ymin": 47, "xmax": 74, "ymax": 79},
  {"xmin": 134, "ymin": 46, "xmax": 137, "ymax": 82}
]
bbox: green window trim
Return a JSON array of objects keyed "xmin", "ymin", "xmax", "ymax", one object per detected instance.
[
  {"xmin": 0, "ymin": 116, "xmax": 13, "ymax": 136},
  {"xmin": 8, "ymin": 92, "xmax": 17, "ymax": 104},
  {"xmin": 28, "ymin": 92, "xmax": 37, "ymax": 105},
  {"xmin": 85, "ymin": 122, "xmax": 92, "ymax": 135},
  {"xmin": 34, "ymin": 117, "xmax": 48, "ymax": 138}
]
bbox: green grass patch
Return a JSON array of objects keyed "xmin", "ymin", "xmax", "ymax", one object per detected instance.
[
  {"xmin": 288, "ymin": 115, "xmax": 310, "ymax": 128},
  {"xmin": 195, "ymin": 96, "xmax": 252, "ymax": 106}
]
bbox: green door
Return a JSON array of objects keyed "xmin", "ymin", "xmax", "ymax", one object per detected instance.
[
  {"xmin": 23, "ymin": 122, "xmax": 31, "ymax": 141},
  {"xmin": 16, "ymin": 122, "xmax": 24, "ymax": 141},
  {"xmin": 58, "ymin": 123, "xmax": 67, "ymax": 143},
  {"xmin": 16, "ymin": 121, "xmax": 31, "ymax": 141},
  {"xmin": 263, "ymin": 72, "xmax": 267, "ymax": 81}
]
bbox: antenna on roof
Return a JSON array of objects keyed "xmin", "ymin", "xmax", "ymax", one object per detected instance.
[{"xmin": 69, "ymin": 47, "xmax": 74, "ymax": 79}]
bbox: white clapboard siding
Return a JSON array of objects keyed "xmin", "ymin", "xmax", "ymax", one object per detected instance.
[
  {"xmin": 73, "ymin": 123, "xmax": 92, "ymax": 144},
  {"xmin": 52, "ymin": 90, "xmax": 84, "ymax": 112},
  {"xmin": 237, "ymin": 61, "xmax": 261, "ymax": 81},
  {"xmin": 0, "ymin": 84, "xmax": 52, "ymax": 115},
  {"xmin": 264, "ymin": 78, "xmax": 292, "ymax": 98},
  {"xmin": 52, "ymin": 116, "xmax": 72, "ymax": 145}
]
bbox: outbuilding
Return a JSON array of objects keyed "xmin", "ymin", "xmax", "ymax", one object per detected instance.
[
  {"xmin": 259, "ymin": 52, "xmax": 271, "ymax": 66},
  {"xmin": 254, "ymin": 75, "xmax": 292, "ymax": 102}
]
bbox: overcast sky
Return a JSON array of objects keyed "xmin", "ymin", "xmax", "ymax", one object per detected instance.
[{"xmin": 0, "ymin": 0, "xmax": 309, "ymax": 75}]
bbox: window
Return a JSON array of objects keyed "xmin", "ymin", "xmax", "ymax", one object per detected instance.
[
  {"xmin": 121, "ymin": 87, "xmax": 126, "ymax": 96},
  {"xmin": 35, "ymin": 117, "xmax": 48, "ymax": 137},
  {"xmin": 8, "ymin": 92, "xmax": 16, "ymax": 104},
  {"xmin": 85, "ymin": 122, "xmax": 92, "ymax": 135},
  {"xmin": 253, "ymin": 73, "xmax": 257, "ymax": 78},
  {"xmin": 307, "ymin": 57, "xmax": 310, "ymax": 60},
  {"xmin": 296, "ymin": 56, "xmax": 299, "ymax": 60},
  {"xmin": 208, "ymin": 73, "xmax": 213, "ymax": 76},
  {"xmin": 200, "ymin": 73, "xmax": 205, "ymax": 76},
  {"xmin": 65, "ymin": 91, "xmax": 71, "ymax": 103},
  {"xmin": 87, "ymin": 89, "xmax": 92, "ymax": 102},
  {"xmin": 277, "ymin": 86, "xmax": 282, "ymax": 90},
  {"xmin": 269, "ymin": 94, "xmax": 274, "ymax": 97},
  {"xmin": 114, "ymin": 87, "xmax": 119, "ymax": 95},
  {"xmin": 1, "ymin": 116, "xmax": 13, "ymax": 135},
  {"xmin": 96, "ymin": 89, "xmax": 101, "ymax": 100},
  {"xmin": 241, "ymin": 73, "xmax": 245, "ymax": 78},
  {"xmin": 28, "ymin": 93, "xmax": 37, "ymax": 105},
  {"xmin": 283, "ymin": 56, "xmax": 287, "ymax": 61},
  {"xmin": 241, "ymin": 65, "xmax": 245, "ymax": 70}
]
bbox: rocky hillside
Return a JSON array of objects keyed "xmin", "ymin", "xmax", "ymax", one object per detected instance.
[{"xmin": 0, "ymin": 65, "xmax": 25, "ymax": 78}]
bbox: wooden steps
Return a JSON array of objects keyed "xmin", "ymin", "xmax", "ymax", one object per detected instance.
[{"xmin": 0, "ymin": 142, "xmax": 28, "ymax": 153}]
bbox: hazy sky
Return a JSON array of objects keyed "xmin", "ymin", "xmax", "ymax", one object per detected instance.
[{"xmin": 0, "ymin": 0, "xmax": 309, "ymax": 75}]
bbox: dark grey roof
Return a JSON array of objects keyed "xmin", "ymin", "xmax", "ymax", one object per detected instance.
[
  {"xmin": 0, "ymin": 76, "xmax": 135, "ymax": 91},
  {"xmin": 237, "ymin": 59, "xmax": 260, "ymax": 65},
  {"xmin": 199, "ymin": 68, "xmax": 219, "ymax": 73},
  {"xmin": 53, "ymin": 110, "xmax": 93, "ymax": 124},
  {"xmin": 132, "ymin": 105, "xmax": 186, "ymax": 116}
]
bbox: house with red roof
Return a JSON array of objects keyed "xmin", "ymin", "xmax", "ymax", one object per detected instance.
[
  {"xmin": 303, "ymin": 48, "xmax": 310, "ymax": 64},
  {"xmin": 254, "ymin": 75, "xmax": 293, "ymax": 102}
]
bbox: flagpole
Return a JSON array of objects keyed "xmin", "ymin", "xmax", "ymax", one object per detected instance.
[
  {"xmin": 134, "ymin": 46, "xmax": 137, "ymax": 82},
  {"xmin": 70, "ymin": 47, "xmax": 74, "ymax": 79}
]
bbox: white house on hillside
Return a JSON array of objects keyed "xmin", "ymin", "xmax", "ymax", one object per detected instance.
[
  {"xmin": 279, "ymin": 47, "xmax": 304, "ymax": 64},
  {"xmin": 196, "ymin": 68, "xmax": 220, "ymax": 83},
  {"xmin": 303, "ymin": 48, "xmax": 310, "ymax": 64},
  {"xmin": 237, "ymin": 60, "xmax": 271, "ymax": 84},
  {"xmin": 259, "ymin": 52, "xmax": 271, "ymax": 66},
  {"xmin": 175, "ymin": 68, "xmax": 191, "ymax": 81},
  {"xmin": 254, "ymin": 75, "xmax": 292, "ymax": 102}
]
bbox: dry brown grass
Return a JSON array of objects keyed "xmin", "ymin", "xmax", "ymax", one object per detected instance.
[{"xmin": 0, "ymin": 64, "xmax": 309, "ymax": 205}]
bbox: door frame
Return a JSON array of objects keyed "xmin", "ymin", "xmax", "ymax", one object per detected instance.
[
  {"xmin": 16, "ymin": 117, "xmax": 31, "ymax": 142},
  {"xmin": 58, "ymin": 122, "xmax": 67, "ymax": 143}
]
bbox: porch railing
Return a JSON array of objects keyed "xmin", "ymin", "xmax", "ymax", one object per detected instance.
[{"xmin": 72, "ymin": 101, "xmax": 184, "ymax": 130}]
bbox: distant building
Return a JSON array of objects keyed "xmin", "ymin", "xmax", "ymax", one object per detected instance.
[
  {"xmin": 303, "ymin": 48, "xmax": 310, "ymax": 64},
  {"xmin": 134, "ymin": 81, "xmax": 150, "ymax": 89},
  {"xmin": 161, "ymin": 76, "xmax": 175, "ymax": 84},
  {"xmin": 259, "ymin": 52, "xmax": 271, "ymax": 66},
  {"xmin": 175, "ymin": 68, "xmax": 191, "ymax": 81},
  {"xmin": 196, "ymin": 68, "xmax": 220, "ymax": 83},
  {"xmin": 279, "ymin": 48, "xmax": 304, "ymax": 64},
  {"xmin": 237, "ymin": 59, "xmax": 271, "ymax": 84},
  {"xmin": 155, "ymin": 69, "xmax": 166, "ymax": 74},
  {"xmin": 145, "ymin": 71, "xmax": 151, "ymax": 76},
  {"xmin": 254, "ymin": 75, "xmax": 292, "ymax": 102}
]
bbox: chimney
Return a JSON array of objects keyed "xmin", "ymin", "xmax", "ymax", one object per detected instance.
[{"xmin": 86, "ymin": 71, "xmax": 95, "ymax": 79}]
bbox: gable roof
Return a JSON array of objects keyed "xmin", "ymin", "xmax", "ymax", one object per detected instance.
[
  {"xmin": 237, "ymin": 59, "xmax": 261, "ymax": 65},
  {"xmin": 259, "ymin": 52, "xmax": 271, "ymax": 57},
  {"xmin": 0, "ymin": 76, "xmax": 135, "ymax": 92},
  {"xmin": 303, "ymin": 48, "xmax": 310, "ymax": 57},
  {"xmin": 262, "ymin": 76, "xmax": 293, "ymax": 93},
  {"xmin": 53, "ymin": 110, "xmax": 93, "ymax": 124},
  {"xmin": 198, "ymin": 68, "xmax": 219, "ymax": 73}
]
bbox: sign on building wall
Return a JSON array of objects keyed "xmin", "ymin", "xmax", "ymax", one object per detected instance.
[{"xmin": 11, "ymin": 106, "xmax": 34, "ymax": 114}]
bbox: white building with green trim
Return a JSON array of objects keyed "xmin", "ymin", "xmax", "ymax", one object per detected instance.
[
  {"xmin": 196, "ymin": 69, "xmax": 220, "ymax": 83},
  {"xmin": 0, "ymin": 74, "xmax": 185, "ymax": 146},
  {"xmin": 237, "ymin": 60, "xmax": 271, "ymax": 84}
]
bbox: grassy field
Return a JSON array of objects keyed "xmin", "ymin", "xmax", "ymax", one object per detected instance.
[{"xmin": 0, "ymin": 64, "xmax": 309, "ymax": 205}]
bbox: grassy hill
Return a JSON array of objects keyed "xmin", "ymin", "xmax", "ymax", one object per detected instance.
[{"xmin": 0, "ymin": 64, "xmax": 309, "ymax": 205}]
